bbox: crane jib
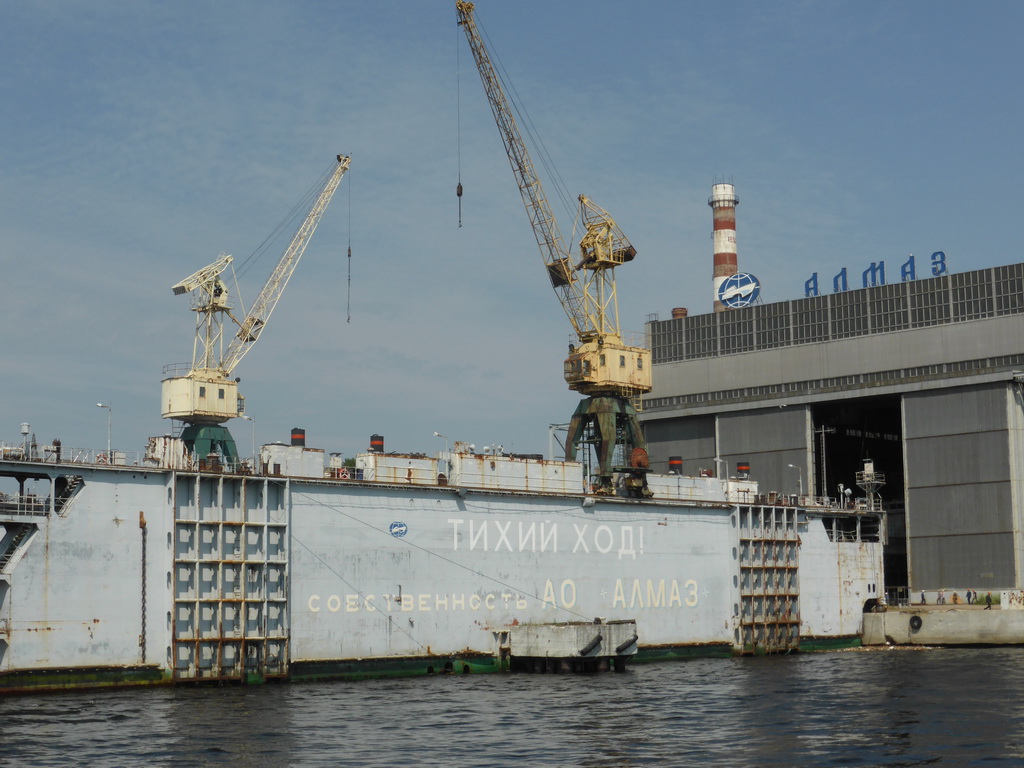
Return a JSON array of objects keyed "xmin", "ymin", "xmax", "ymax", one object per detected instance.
[
  {"xmin": 163, "ymin": 155, "xmax": 351, "ymax": 434},
  {"xmin": 457, "ymin": 1, "xmax": 653, "ymax": 497},
  {"xmin": 221, "ymin": 154, "xmax": 351, "ymax": 373}
]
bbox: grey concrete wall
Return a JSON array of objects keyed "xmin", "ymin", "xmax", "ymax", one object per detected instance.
[
  {"xmin": 907, "ymin": 534, "xmax": 1015, "ymax": 590},
  {"xmin": 652, "ymin": 315, "xmax": 1024, "ymax": 399},
  {"xmin": 644, "ymin": 414, "xmax": 715, "ymax": 477},
  {"xmin": 863, "ymin": 609, "xmax": 1024, "ymax": 646},
  {"xmin": 645, "ymin": 406, "xmax": 812, "ymax": 495},
  {"xmin": 717, "ymin": 407, "xmax": 811, "ymax": 495},
  {"xmin": 904, "ymin": 384, "xmax": 1015, "ymax": 590}
]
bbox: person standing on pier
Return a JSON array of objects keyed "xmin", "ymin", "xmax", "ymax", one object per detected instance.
[{"xmin": 985, "ymin": 592, "xmax": 993, "ymax": 609}]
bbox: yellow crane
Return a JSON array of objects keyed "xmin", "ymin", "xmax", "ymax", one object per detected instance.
[
  {"xmin": 162, "ymin": 154, "xmax": 351, "ymax": 462},
  {"xmin": 456, "ymin": 2, "xmax": 652, "ymax": 496}
]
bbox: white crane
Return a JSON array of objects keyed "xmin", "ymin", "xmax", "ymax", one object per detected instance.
[{"xmin": 162, "ymin": 154, "xmax": 351, "ymax": 462}]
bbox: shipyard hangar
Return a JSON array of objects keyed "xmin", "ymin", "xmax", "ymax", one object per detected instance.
[{"xmin": 642, "ymin": 185, "xmax": 1024, "ymax": 599}]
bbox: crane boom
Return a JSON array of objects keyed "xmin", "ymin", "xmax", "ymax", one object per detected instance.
[
  {"xmin": 161, "ymin": 154, "xmax": 351, "ymax": 464},
  {"xmin": 455, "ymin": 1, "xmax": 588, "ymax": 338},
  {"xmin": 222, "ymin": 154, "xmax": 351, "ymax": 374},
  {"xmin": 457, "ymin": 1, "xmax": 652, "ymax": 496}
]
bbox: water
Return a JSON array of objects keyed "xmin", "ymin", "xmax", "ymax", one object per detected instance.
[{"xmin": 3, "ymin": 647, "xmax": 1023, "ymax": 767}]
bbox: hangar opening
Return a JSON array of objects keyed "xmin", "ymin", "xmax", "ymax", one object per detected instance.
[{"xmin": 811, "ymin": 395, "xmax": 907, "ymax": 593}]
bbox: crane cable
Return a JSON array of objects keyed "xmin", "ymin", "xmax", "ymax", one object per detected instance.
[
  {"xmin": 222, "ymin": 160, "xmax": 338, "ymax": 316},
  {"xmin": 456, "ymin": 11, "xmax": 463, "ymax": 227},
  {"xmin": 462, "ymin": 8, "xmax": 580, "ymax": 240},
  {"xmin": 235, "ymin": 161, "xmax": 336, "ymax": 282},
  {"xmin": 347, "ymin": 167, "xmax": 353, "ymax": 323}
]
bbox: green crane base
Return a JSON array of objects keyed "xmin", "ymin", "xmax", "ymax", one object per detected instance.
[
  {"xmin": 566, "ymin": 396, "xmax": 652, "ymax": 498},
  {"xmin": 180, "ymin": 424, "xmax": 239, "ymax": 466}
]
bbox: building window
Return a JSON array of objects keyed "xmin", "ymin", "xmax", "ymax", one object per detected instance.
[
  {"xmin": 831, "ymin": 291, "xmax": 869, "ymax": 339},
  {"xmin": 648, "ymin": 264, "xmax": 1013, "ymax": 363},
  {"xmin": 952, "ymin": 271, "xmax": 993, "ymax": 321}
]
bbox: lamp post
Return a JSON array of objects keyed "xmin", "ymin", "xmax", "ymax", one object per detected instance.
[
  {"xmin": 433, "ymin": 431, "xmax": 449, "ymax": 478},
  {"xmin": 787, "ymin": 463, "xmax": 803, "ymax": 496},
  {"xmin": 241, "ymin": 415, "xmax": 256, "ymax": 463},
  {"xmin": 96, "ymin": 403, "xmax": 111, "ymax": 462},
  {"xmin": 713, "ymin": 457, "xmax": 726, "ymax": 480},
  {"xmin": 432, "ymin": 431, "xmax": 449, "ymax": 453}
]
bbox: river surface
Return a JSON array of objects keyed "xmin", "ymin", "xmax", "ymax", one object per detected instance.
[{"xmin": 2, "ymin": 647, "xmax": 1023, "ymax": 767}]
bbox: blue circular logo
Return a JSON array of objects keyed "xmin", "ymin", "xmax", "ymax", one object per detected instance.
[
  {"xmin": 718, "ymin": 273, "xmax": 761, "ymax": 308},
  {"xmin": 389, "ymin": 521, "xmax": 408, "ymax": 538}
]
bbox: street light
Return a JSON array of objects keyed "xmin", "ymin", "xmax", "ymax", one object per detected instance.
[
  {"xmin": 96, "ymin": 403, "xmax": 111, "ymax": 462},
  {"xmin": 787, "ymin": 463, "xmax": 803, "ymax": 496},
  {"xmin": 713, "ymin": 457, "xmax": 726, "ymax": 480},
  {"xmin": 241, "ymin": 415, "xmax": 256, "ymax": 463},
  {"xmin": 433, "ymin": 432, "xmax": 449, "ymax": 478}
]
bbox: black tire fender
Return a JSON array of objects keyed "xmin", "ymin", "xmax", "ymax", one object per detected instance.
[{"xmin": 909, "ymin": 614, "xmax": 924, "ymax": 631}]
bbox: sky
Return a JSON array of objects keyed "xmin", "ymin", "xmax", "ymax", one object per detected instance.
[{"xmin": 3, "ymin": 0, "xmax": 1023, "ymax": 462}]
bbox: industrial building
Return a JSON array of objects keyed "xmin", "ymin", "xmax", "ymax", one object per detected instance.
[{"xmin": 642, "ymin": 260, "xmax": 1024, "ymax": 598}]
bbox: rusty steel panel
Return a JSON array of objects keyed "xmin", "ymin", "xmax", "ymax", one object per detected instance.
[
  {"xmin": 356, "ymin": 454, "xmax": 439, "ymax": 485},
  {"xmin": 449, "ymin": 454, "xmax": 583, "ymax": 494},
  {"xmin": 800, "ymin": 518, "xmax": 885, "ymax": 639},
  {"xmin": 144, "ymin": 436, "xmax": 192, "ymax": 470},
  {"xmin": 645, "ymin": 473, "xmax": 729, "ymax": 503},
  {"xmin": 260, "ymin": 444, "xmax": 325, "ymax": 478}
]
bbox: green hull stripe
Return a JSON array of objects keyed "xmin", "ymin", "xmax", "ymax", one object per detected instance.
[
  {"xmin": 632, "ymin": 645, "xmax": 734, "ymax": 663},
  {"xmin": 1, "ymin": 637, "xmax": 866, "ymax": 691},
  {"xmin": 290, "ymin": 655, "xmax": 501, "ymax": 681},
  {"xmin": 0, "ymin": 665, "xmax": 168, "ymax": 693},
  {"xmin": 800, "ymin": 636, "xmax": 863, "ymax": 652}
]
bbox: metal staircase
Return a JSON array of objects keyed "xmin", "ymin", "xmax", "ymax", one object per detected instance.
[
  {"xmin": 0, "ymin": 522, "xmax": 37, "ymax": 574},
  {"xmin": 54, "ymin": 475, "xmax": 83, "ymax": 516}
]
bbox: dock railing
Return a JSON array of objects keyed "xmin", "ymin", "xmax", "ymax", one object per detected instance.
[
  {"xmin": 886, "ymin": 586, "xmax": 911, "ymax": 607},
  {"xmin": 1, "ymin": 441, "xmax": 144, "ymax": 468},
  {"xmin": 0, "ymin": 492, "xmax": 50, "ymax": 516}
]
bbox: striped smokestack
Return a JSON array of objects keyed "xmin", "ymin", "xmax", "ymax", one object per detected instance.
[{"xmin": 709, "ymin": 183, "xmax": 739, "ymax": 312}]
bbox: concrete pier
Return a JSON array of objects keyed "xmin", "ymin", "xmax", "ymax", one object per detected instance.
[{"xmin": 863, "ymin": 605, "xmax": 1024, "ymax": 647}]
